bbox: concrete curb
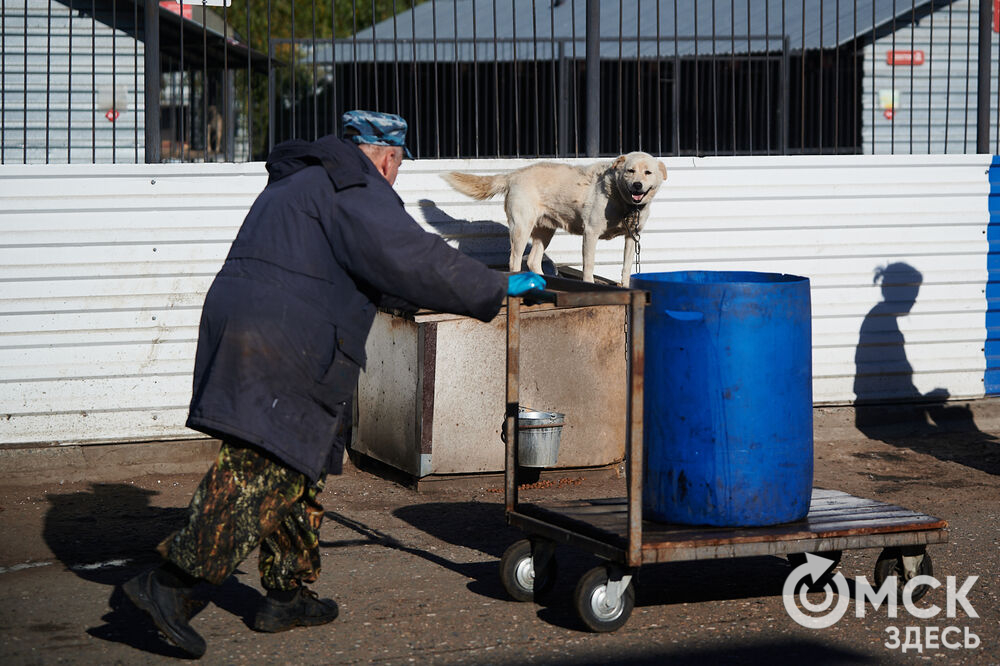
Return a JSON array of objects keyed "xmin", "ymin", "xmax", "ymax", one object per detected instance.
[
  {"xmin": 3, "ymin": 398, "xmax": 999, "ymax": 487},
  {"xmin": 0, "ymin": 438, "xmax": 222, "ymax": 486}
]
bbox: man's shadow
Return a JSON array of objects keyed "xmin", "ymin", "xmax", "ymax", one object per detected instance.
[
  {"xmin": 42, "ymin": 483, "xmax": 261, "ymax": 657},
  {"xmin": 853, "ymin": 262, "xmax": 998, "ymax": 475},
  {"xmin": 416, "ymin": 198, "xmax": 559, "ymax": 275}
]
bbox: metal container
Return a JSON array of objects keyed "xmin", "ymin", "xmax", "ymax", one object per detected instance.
[
  {"xmin": 517, "ymin": 408, "xmax": 565, "ymax": 468},
  {"xmin": 355, "ymin": 304, "xmax": 625, "ymax": 479}
]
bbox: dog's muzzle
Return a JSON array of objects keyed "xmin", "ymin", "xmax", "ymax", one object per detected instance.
[{"xmin": 629, "ymin": 183, "xmax": 649, "ymax": 204}]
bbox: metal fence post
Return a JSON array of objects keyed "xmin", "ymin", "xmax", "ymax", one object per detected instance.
[
  {"xmin": 558, "ymin": 41, "xmax": 570, "ymax": 156},
  {"xmin": 143, "ymin": 0, "xmax": 161, "ymax": 163},
  {"xmin": 585, "ymin": 0, "xmax": 600, "ymax": 156},
  {"xmin": 978, "ymin": 0, "xmax": 993, "ymax": 153}
]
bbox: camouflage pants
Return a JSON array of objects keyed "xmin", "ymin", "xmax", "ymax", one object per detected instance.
[{"xmin": 159, "ymin": 441, "xmax": 326, "ymax": 591}]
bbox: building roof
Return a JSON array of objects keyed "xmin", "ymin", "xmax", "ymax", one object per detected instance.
[
  {"xmin": 314, "ymin": 0, "xmax": 938, "ymax": 63},
  {"xmin": 134, "ymin": 0, "xmax": 271, "ymax": 71}
]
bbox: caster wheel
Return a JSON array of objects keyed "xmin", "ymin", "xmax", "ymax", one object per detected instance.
[
  {"xmin": 573, "ymin": 566, "xmax": 635, "ymax": 632},
  {"xmin": 874, "ymin": 548, "xmax": 934, "ymax": 602},
  {"xmin": 499, "ymin": 539, "xmax": 556, "ymax": 602}
]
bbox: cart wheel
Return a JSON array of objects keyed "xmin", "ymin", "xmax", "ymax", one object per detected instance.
[
  {"xmin": 874, "ymin": 547, "xmax": 934, "ymax": 602},
  {"xmin": 573, "ymin": 565, "xmax": 635, "ymax": 633},
  {"xmin": 499, "ymin": 539, "xmax": 556, "ymax": 602}
]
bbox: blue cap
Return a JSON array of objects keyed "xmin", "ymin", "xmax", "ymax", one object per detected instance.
[{"xmin": 340, "ymin": 109, "xmax": 414, "ymax": 159}]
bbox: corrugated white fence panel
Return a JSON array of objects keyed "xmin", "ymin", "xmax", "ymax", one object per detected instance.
[
  {"xmin": 401, "ymin": 154, "xmax": 989, "ymax": 407},
  {"xmin": 0, "ymin": 164, "xmax": 266, "ymax": 445},
  {"xmin": 0, "ymin": 154, "xmax": 989, "ymax": 446},
  {"xmin": 650, "ymin": 156, "xmax": 989, "ymax": 404}
]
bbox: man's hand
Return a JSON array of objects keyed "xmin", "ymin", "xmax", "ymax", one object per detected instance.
[{"xmin": 507, "ymin": 272, "xmax": 547, "ymax": 296}]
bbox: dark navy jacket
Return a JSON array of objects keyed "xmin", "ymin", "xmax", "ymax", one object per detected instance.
[{"xmin": 186, "ymin": 135, "xmax": 506, "ymax": 480}]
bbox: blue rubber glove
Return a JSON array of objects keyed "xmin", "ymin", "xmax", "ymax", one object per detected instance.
[{"xmin": 507, "ymin": 271, "xmax": 547, "ymax": 296}]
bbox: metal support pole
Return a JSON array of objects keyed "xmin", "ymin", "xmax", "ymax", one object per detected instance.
[
  {"xmin": 268, "ymin": 40, "xmax": 276, "ymax": 154},
  {"xmin": 504, "ymin": 296, "xmax": 520, "ymax": 514},
  {"xmin": 226, "ymin": 69, "xmax": 236, "ymax": 162},
  {"xmin": 626, "ymin": 290, "xmax": 645, "ymax": 569},
  {"xmin": 781, "ymin": 36, "xmax": 790, "ymax": 157},
  {"xmin": 143, "ymin": 0, "xmax": 161, "ymax": 163},
  {"xmin": 977, "ymin": 0, "xmax": 993, "ymax": 153},
  {"xmin": 585, "ymin": 0, "xmax": 600, "ymax": 156},
  {"xmin": 558, "ymin": 41, "xmax": 569, "ymax": 157}
]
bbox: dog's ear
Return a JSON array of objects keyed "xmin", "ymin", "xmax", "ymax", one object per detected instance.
[
  {"xmin": 612, "ymin": 155, "xmax": 626, "ymax": 169},
  {"xmin": 658, "ymin": 161, "xmax": 668, "ymax": 180}
]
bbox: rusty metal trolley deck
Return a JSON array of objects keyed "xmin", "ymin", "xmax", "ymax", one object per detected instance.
[{"xmin": 500, "ymin": 278, "xmax": 949, "ymax": 632}]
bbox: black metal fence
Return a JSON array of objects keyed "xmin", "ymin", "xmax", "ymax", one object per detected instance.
[{"xmin": 2, "ymin": 0, "xmax": 998, "ymax": 163}]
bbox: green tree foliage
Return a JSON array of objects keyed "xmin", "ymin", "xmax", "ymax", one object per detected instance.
[
  {"xmin": 226, "ymin": 1, "xmax": 423, "ymax": 56},
  {"xmin": 221, "ymin": 1, "xmax": 423, "ymax": 158}
]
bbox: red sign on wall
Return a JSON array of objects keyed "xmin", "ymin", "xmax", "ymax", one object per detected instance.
[
  {"xmin": 995, "ymin": 0, "xmax": 999, "ymax": 33},
  {"xmin": 886, "ymin": 50, "xmax": 925, "ymax": 66},
  {"xmin": 159, "ymin": 1, "xmax": 193, "ymax": 20}
]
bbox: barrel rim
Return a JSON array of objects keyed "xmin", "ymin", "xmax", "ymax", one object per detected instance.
[{"xmin": 631, "ymin": 270, "xmax": 809, "ymax": 286}]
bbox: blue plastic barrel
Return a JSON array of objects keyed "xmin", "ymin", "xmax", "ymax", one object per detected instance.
[{"xmin": 633, "ymin": 271, "xmax": 813, "ymax": 527}]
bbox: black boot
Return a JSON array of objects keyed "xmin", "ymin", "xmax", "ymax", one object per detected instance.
[
  {"xmin": 123, "ymin": 567, "xmax": 207, "ymax": 658},
  {"xmin": 252, "ymin": 587, "xmax": 339, "ymax": 633}
]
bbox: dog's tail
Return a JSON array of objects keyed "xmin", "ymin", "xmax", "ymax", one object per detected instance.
[{"xmin": 441, "ymin": 171, "xmax": 509, "ymax": 200}]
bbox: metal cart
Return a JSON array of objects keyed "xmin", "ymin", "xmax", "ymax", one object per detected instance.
[{"xmin": 500, "ymin": 278, "xmax": 949, "ymax": 632}]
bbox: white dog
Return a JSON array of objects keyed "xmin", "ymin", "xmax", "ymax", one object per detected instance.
[{"xmin": 443, "ymin": 152, "xmax": 667, "ymax": 285}]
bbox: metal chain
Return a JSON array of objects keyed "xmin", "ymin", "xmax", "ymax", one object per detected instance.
[{"xmin": 625, "ymin": 209, "xmax": 641, "ymax": 278}]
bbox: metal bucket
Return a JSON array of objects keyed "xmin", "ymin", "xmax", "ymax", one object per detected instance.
[{"xmin": 517, "ymin": 408, "xmax": 565, "ymax": 467}]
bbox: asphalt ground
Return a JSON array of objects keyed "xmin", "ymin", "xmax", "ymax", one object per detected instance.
[{"xmin": 0, "ymin": 407, "xmax": 997, "ymax": 665}]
